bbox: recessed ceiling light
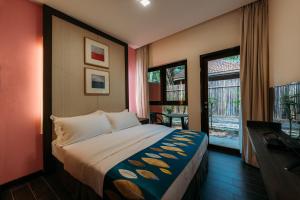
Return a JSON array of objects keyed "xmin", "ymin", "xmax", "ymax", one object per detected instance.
[{"xmin": 139, "ymin": 0, "xmax": 151, "ymax": 7}]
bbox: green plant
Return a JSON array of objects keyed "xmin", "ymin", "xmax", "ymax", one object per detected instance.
[
  {"xmin": 165, "ymin": 106, "xmax": 173, "ymax": 114},
  {"xmin": 232, "ymin": 98, "xmax": 241, "ymax": 115},
  {"xmin": 232, "ymin": 99, "xmax": 240, "ymax": 107},
  {"xmin": 208, "ymin": 97, "xmax": 216, "ymax": 128}
]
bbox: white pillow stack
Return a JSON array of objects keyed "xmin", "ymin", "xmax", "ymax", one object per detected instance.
[
  {"xmin": 51, "ymin": 111, "xmax": 112, "ymax": 146},
  {"xmin": 51, "ymin": 110, "xmax": 142, "ymax": 146},
  {"xmin": 105, "ymin": 110, "xmax": 141, "ymax": 131}
]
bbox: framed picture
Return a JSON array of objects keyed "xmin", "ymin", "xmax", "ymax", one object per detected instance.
[
  {"xmin": 84, "ymin": 37, "xmax": 109, "ymax": 68},
  {"xmin": 85, "ymin": 67, "xmax": 109, "ymax": 95}
]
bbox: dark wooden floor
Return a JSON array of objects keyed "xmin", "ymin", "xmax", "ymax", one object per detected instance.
[
  {"xmin": 199, "ymin": 151, "xmax": 268, "ymax": 200},
  {"xmin": 1, "ymin": 151, "xmax": 268, "ymax": 200}
]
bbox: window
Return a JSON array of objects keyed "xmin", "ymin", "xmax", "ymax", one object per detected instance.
[
  {"xmin": 148, "ymin": 60, "xmax": 187, "ymax": 105},
  {"xmin": 148, "ymin": 70, "xmax": 161, "ymax": 102},
  {"xmin": 166, "ymin": 65, "xmax": 186, "ymax": 101}
]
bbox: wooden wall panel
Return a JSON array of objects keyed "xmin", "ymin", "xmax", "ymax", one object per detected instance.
[{"xmin": 52, "ymin": 16, "xmax": 126, "ymax": 117}]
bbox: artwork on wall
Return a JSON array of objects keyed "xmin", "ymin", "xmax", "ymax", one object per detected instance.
[
  {"xmin": 85, "ymin": 67, "xmax": 110, "ymax": 95},
  {"xmin": 84, "ymin": 37, "xmax": 109, "ymax": 68}
]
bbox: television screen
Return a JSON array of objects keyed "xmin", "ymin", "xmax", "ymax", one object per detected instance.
[{"xmin": 273, "ymin": 82, "xmax": 300, "ymax": 137}]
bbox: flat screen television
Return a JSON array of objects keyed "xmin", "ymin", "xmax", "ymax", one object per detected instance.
[{"xmin": 271, "ymin": 82, "xmax": 300, "ymax": 137}]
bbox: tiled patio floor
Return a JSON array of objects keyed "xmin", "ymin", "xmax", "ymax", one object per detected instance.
[
  {"xmin": 209, "ymin": 116, "xmax": 240, "ymax": 150},
  {"xmin": 209, "ymin": 135, "xmax": 240, "ymax": 150}
]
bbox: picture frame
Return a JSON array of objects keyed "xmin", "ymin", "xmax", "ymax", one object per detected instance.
[
  {"xmin": 84, "ymin": 67, "xmax": 110, "ymax": 95},
  {"xmin": 84, "ymin": 37, "xmax": 109, "ymax": 68}
]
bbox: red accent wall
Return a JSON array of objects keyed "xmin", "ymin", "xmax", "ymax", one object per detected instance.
[
  {"xmin": 0, "ymin": 0, "xmax": 43, "ymax": 184},
  {"xmin": 149, "ymin": 83, "xmax": 161, "ymax": 101},
  {"xmin": 128, "ymin": 47, "xmax": 137, "ymax": 113},
  {"xmin": 150, "ymin": 105, "xmax": 163, "ymax": 113}
]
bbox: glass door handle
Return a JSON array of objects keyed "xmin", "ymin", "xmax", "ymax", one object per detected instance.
[{"xmin": 204, "ymin": 101, "xmax": 208, "ymax": 109}]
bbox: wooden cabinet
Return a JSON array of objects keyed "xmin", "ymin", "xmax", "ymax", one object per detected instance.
[{"xmin": 247, "ymin": 121, "xmax": 300, "ymax": 200}]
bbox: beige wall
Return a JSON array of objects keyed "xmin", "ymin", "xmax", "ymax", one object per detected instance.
[
  {"xmin": 52, "ymin": 16, "xmax": 126, "ymax": 117},
  {"xmin": 149, "ymin": 0, "xmax": 300, "ymax": 130},
  {"xmin": 149, "ymin": 10, "xmax": 241, "ymax": 131},
  {"xmin": 269, "ymin": 0, "xmax": 300, "ymax": 86}
]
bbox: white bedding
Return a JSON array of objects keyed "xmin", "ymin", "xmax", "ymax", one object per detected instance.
[
  {"xmin": 52, "ymin": 140, "xmax": 65, "ymax": 163},
  {"xmin": 52, "ymin": 124, "xmax": 208, "ymax": 200}
]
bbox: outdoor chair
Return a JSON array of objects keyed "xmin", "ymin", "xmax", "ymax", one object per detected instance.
[
  {"xmin": 150, "ymin": 112, "xmax": 172, "ymax": 127},
  {"xmin": 184, "ymin": 117, "xmax": 189, "ymax": 130}
]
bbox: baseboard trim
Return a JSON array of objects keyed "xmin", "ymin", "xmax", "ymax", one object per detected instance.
[{"xmin": 0, "ymin": 170, "xmax": 43, "ymax": 190}]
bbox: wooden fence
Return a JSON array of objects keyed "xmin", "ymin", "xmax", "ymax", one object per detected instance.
[
  {"xmin": 166, "ymin": 84, "xmax": 185, "ymax": 101},
  {"xmin": 273, "ymin": 82, "xmax": 300, "ymax": 120},
  {"xmin": 208, "ymin": 79, "xmax": 240, "ymax": 117}
]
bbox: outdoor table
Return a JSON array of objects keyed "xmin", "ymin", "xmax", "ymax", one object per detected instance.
[{"xmin": 165, "ymin": 113, "xmax": 188, "ymax": 129}]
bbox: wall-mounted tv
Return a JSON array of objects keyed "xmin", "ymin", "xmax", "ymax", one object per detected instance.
[{"xmin": 271, "ymin": 82, "xmax": 300, "ymax": 137}]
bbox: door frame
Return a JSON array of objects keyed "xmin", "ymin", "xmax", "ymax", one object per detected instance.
[{"xmin": 200, "ymin": 46, "xmax": 240, "ymax": 154}]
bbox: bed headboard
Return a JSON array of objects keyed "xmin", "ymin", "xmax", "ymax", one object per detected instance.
[{"xmin": 43, "ymin": 5, "xmax": 129, "ymax": 171}]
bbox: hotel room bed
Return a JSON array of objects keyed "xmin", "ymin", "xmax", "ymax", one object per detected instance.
[{"xmin": 52, "ymin": 124, "xmax": 208, "ymax": 200}]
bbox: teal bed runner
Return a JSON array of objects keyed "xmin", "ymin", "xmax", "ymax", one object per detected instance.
[{"xmin": 103, "ymin": 129, "xmax": 206, "ymax": 200}]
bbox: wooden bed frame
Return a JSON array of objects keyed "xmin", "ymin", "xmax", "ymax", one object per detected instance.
[
  {"xmin": 43, "ymin": 5, "xmax": 129, "ymax": 172},
  {"xmin": 43, "ymin": 5, "xmax": 208, "ymax": 199}
]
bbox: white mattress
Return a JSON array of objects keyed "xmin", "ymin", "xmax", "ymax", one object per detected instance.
[{"xmin": 52, "ymin": 124, "xmax": 208, "ymax": 199}]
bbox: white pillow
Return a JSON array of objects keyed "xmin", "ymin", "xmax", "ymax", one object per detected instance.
[
  {"xmin": 105, "ymin": 110, "xmax": 141, "ymax": 131},
  {"xmin": 51, "ymin": 111, "xmax": 112, "ymax": 146}
]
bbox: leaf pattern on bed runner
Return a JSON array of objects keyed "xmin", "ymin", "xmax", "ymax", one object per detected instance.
[
  {"xmin": 159, "ymin": 153, "xmax": 178, "ymax": 160},
  {"xmin": 141, "ymin": 157, "xmax": 170, "ymax": 168},
  {"xmin": 145, "ymin": 153, "xmax": 161, "ymax": 159},
  {"xmin": 118, "ymin": 169, "xmax": 138, "ymax": 179},
  {"xmin": 103, "ymin": 129, "xmax": 206, "ymax": 200},
  {"xmin": 128, "ymin": 160, "xmax": 145, "ymax": 167},
  {"xmin": 136, "ymin": 169, "xmax": 159, "ymax": 180},
  {"xmin": 113, "ymin": 180, "xmax": 144, "ymax": 200}
]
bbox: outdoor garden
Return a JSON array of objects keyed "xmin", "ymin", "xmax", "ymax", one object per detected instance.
[
  {"xmin": 208, "ymin": 78, "xmax": 241, "ymax": 149},
  {"xmin": 273, "ymin": 82, "xmax": 300, "ymax": 138}
]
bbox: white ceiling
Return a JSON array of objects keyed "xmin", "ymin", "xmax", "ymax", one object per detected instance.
[{"xmin": 33, "ymin": 0, "xmax": 256, "ymax": 48}]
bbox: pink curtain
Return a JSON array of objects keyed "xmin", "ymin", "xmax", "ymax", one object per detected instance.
[{"xmin": 135, "ymin": 45, "xmax": 150, "ymax": 118}]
